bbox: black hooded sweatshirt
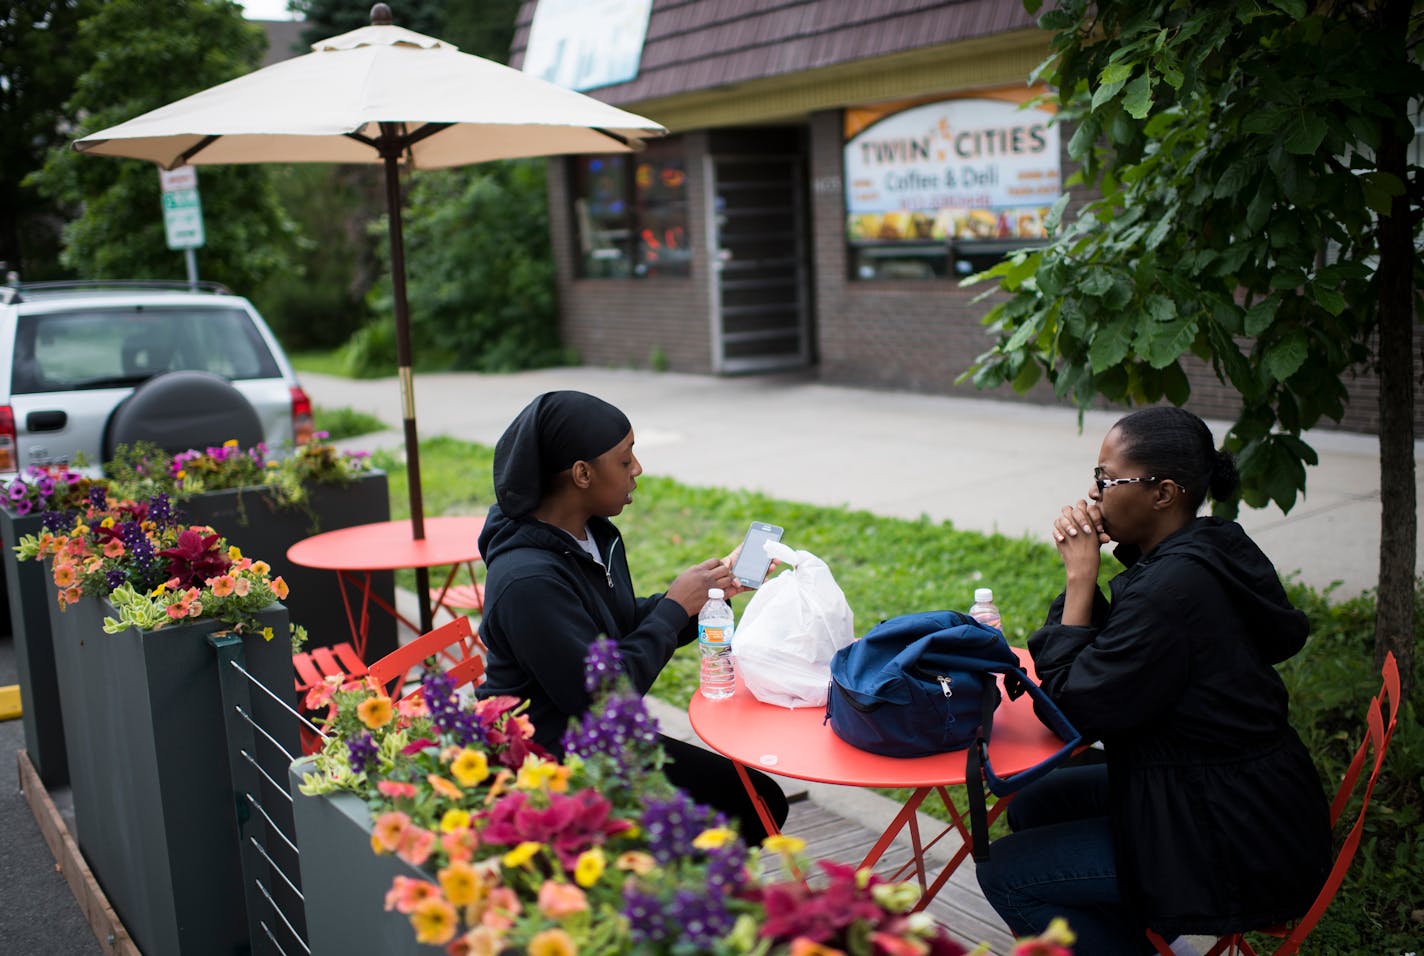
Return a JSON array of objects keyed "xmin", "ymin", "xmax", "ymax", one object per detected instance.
[
  {"xmin": 475, "ymin": 504, "xmax": 697, "ymax": 753},
  {"xmin": 1028, "ymin": 516, "xmax": 1331, "ymax": 937}
]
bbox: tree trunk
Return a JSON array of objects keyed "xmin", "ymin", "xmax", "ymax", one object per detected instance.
[{"xmin": 1372, "ymin": 0, "xmax": 1416, "ymax": 700}]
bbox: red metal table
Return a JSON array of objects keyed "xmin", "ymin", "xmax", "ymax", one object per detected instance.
[
  {"xmin": 688, "ymin": 648, "xmax": 1065, "ymax": 908},
  {"xmin": 286, "ymin": 515, "xmax": 485, "ymax": 659}
]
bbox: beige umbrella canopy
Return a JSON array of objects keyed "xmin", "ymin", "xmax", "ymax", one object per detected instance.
[{"xmin": 74, "ymin": 3, "xmax": 666, "ymax": 631}]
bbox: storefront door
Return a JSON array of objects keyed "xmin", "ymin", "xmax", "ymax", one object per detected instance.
[{"xmin": 706, "ymin": 153, "xmax": 811, "ymax": 373}]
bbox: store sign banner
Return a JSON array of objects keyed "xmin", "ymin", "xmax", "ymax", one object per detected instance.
[
  {"xmin": 844, "ymin": 97, "xmax": 1060, "ymax": 244},
  {"xmin": 523, "ymin": 0, "xmax": 653, "ymax": 92}
]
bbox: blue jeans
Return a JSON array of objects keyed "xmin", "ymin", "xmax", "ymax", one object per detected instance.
[{"xmin": 975, "ymin": 764, "xmax": 1149, "ymax": 954}]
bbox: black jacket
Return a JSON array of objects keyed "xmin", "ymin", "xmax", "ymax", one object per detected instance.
[
  {"xmin": 1028, "ymin": 517, "xmax": 1331, "ymax": 937},
  {"xmin": 475, "ymin": 504, "xmax": 697, "ymax": 753}
]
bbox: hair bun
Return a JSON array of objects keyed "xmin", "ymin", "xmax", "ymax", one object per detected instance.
[{"xmin": 1208, "ymin": 448, "xmax": 1240, "ymax": 502}]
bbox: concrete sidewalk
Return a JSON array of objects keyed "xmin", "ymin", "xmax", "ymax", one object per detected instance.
[{"xmin": 304, "ymin": 366, "xmax": 1422, "ymax": 600}]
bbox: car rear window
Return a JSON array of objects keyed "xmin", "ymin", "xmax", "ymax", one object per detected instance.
[{"xmin": 12, "ymin": 306, "xmax": 282, "ymax": 394}]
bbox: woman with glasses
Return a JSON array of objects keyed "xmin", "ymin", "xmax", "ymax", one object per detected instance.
[{"xmin": 976, "ymin": 406, "xmax": 1330, "ymax": 954}]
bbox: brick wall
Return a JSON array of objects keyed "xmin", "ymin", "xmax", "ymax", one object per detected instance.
[{"xmin": 546, "ymin": 131, "xmax": 714, "ymax": 373}]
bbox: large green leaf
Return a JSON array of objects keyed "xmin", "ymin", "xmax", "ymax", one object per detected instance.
[
  {"xmin": 1244, "ymin": 298, "xmax": 1279, "ymax": 336},
  {"xmin": 1121, "ymin": 72, "xmax": 1155, "ymax": 119},
  {"xmin": 1264, "ymin": 329, "xmax": 1309, "ymax": 383},
  {"xmin": 1089, "ymin": 318, "xmax": 1133, "ymax": 372}
]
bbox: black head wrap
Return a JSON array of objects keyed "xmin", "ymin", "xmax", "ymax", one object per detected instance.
[{"xmin": 492, "ymin": 391, "xmax": 632, "ymax": 518}]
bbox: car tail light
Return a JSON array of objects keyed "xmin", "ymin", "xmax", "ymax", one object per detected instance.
[
  {"xmin": 0, "ymin": 406, "xmax": 15, "ymax": 471},
  {"xmin": 290, "ymin": 387, "xmax": 314, "ymax": 446}
]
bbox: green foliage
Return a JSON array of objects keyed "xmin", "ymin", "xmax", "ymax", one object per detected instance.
[
  {"xmin": 968, "ymin": 1, "xmax": 1423, "ymax": 519},
  {"xmin": 348, "ymin": 160, "xmax": 564, "ymax": 375},
  {"xmin": 28, "ymin": 0, "xmax": 297, "ymax": 292},
  {"xmin": 0, "ymin": 0, "xmax": 100, "ymax": 278},
  {"xmin": 253, "ymin": 165, "xmax": 381, "ymax": 349},
  {"xmin": 1274, "ymin": 582, "xmax": 1424, "ymax": 952},
  {"xmin": 313, "ymin": 405, "xmax": 388, "ymax": 441}
]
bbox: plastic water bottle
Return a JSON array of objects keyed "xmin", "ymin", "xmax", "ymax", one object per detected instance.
[
  {"xmin": 969, "ymin": 587, "xmax": 1002, "ymax": 631},
  {"xmin": 698, "ymin": 587, "xmax": 736, "ymax": 699}
]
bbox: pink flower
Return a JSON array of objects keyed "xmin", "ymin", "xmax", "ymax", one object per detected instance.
[
  {"xmin": 208, "ymin": 575, "xmax": 236, "ymax": 596},
  {"xmin": 232, "ymin": 576, "xmax": 251, "ymax": 596},
  {"xmin": 536, "ymin": 880, "xmax": 588, "ymax": 918},
  {"xmin": 480, "ymin": 789, "xmax": 632, "ymax": 869},
  {"xmin": 481, "ymin": 887, "xmax": 521, "ymax": 931},
  {"xmin": 383, "ymin": 875, "xmax": 439, "ymax": 914},
  {"xmin": 377, "ymin": 780, "xmax": 418, "ymax": 799},
  {"xmin": 372, "ymin": 811, "xmax": 410, "ymax": 852},
  {"xmin": 396, "ymin": 825, "xmax": 436, "ymax": 866}
]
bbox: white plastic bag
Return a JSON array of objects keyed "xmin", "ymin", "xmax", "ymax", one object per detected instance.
[{"xmin": 733, "ymin": 541, "xmax": 855, "ymax": 708}]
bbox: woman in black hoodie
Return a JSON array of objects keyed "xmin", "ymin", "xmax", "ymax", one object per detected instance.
[
  {"xmin": 976, "ymin": 406, "xmax": 1330, "ymax": 954},
  {"xmin": 475, "ymin": 390, "xmax": 787, "ymax": 842}
]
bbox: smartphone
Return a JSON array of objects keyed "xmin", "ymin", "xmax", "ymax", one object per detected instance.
[{"xmin": 731, "ymin": 522, "xmax": 784, "ymax": 588}]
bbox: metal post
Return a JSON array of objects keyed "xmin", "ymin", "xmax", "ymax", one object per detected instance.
[{"xmin": 184, "ymin": 248, "xmax": 199, "ymax": 290}]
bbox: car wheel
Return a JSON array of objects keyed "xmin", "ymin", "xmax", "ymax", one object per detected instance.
[{"xmin": 103, "ymin": 370, "xmax": 264, "ymax": 459}]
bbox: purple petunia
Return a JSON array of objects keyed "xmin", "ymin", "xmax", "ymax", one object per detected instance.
[
  {"xmin": 8, "ymin": 480, "xmax": 28, "ymax": 501},
  {"xmin": 561, "ymin": 693, "xmax": 660, "ymax": 769},
  {"xmin": 346, "ymin": 732, "xmax": 378, "ymax": 774},
  {"xmin": 583, "ymin": 636, "xmax": 626, "ymax": 694},
  {"xmin": 640, "ymin": 790, "xmax": 722, "ymax": 865}
]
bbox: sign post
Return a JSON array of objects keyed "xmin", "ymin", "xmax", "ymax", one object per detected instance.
[{"xmin": 159, "ymin": 166, "xmax": 205, "ymax": 288}]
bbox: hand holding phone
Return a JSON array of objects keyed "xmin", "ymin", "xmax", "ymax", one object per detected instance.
[{"xmin": 731, "ymin": 522, "xmax": 784, "ymax": 588}]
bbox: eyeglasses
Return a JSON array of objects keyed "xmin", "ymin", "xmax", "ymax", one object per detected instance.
[{"xmin": 1093, "ymin": 467, "xmax": 1160, "ymax": 492}]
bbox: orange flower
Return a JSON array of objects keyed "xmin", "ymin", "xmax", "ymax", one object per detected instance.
[
  {"xmin": 371, "ymin": 811, "xmax": 410, "ymax": 852},
  {"xmin": 383, "ymin": 874, "xmax": 437, "ymax": 913},
  {"xmin": 409, "ymin": 896, "xmax": 457, "ymax": 945},
  {"xmin": 271, "ymin": 575, "xmax": 289, "ymax": 599},
  {"xmin": 52, "ymin": 563, "xmax": 77, "ymax": 587},
  {"xmin": 449, "ymin": 925, "xmax": 502, "ymax": 956},
  {"xmin": 208, "ymin": 575, "xmax": 236, "ymax": 597},
  {"xmin": 62, "ymin": 586, "xmax": 82, "ymax": 606},
  {"xmin": 441, "ymin": 828, "xmax": 478, "ymax": 864},
  {"xmin": 527, "ymin": 928, "xmax": 577, "ymax": 956},
  {"xmin": 437, "ymin": 860, "xmax": 483, "ymax": 907},
  {"xmin": 536, "ymin": 880, "xmax": 588, "ymax": 918},
  {"xmin": 102, "ymin": 538, "xmax": 125, "ymax": 558},
  {"xmin": 790, "ymin": 940, "xmax": 846, "ymax": 956},
  {"xmin": 357, "ymin": 696, "xmax": 394, "ymax": 729},
  {"xmin": 427, "ymin": 773, "xmax": 464, "ymax": 800},
  {"xmin": 480, "ymin": 887, "xmax": 521, "ymax": 931}
]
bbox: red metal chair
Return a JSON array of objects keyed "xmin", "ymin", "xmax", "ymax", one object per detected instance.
[
  {"xmin": 1147, "ymin": 651, "xmax": 1401, "ymax": 956},
  {"xmin": 365, "ymin": 615, "xmax": 487, "ymax": 703},
  {"xmin": 429, "ymin": 581, "xmax": 485, "ymax": 620}
]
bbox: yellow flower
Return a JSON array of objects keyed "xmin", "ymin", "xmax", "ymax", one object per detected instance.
[
  {"xmin": 693, "ymin": 827, "xmax": 736, "ymax": 850},
  {"xmin": 409, "ymin": 897, "xmax": 457, "ymax": 945},
  {"xmin": 357, "ymin": 696, "xmax": 394, "ymax": 730},
  {"xmin": 437, "ymin": 860, "xmax": 481, "ymax": 907},
  {"xmin": 573, "ymin": 847, "xmax": 605, "ymax": 888},
  {"xmin": 228, "ymin": 545, "xmax": 243, "ymax": 560},
  {"xmin": 100, "ymin": 516, "xmax": 115, "ymax": 528},
  {"xmin": 449, "ymin": 748, "xmax": 489, "ymax": 788},
  {"xmin": 763, "ymin": 834, "xmax": 806, "ymax": 855},
  {"xmin": 501, "ymin": 841, "xmax": 542, "ymax": 869},
  {"xmin": 151, "ymin": 581, "xmax": 169, "ymax": 596},
  {"xmin": 223, "ymin": 438, "xmax": 239, "ymax": 447},
  {"xmin": 1041, "ymin": 917, "xmax": 1076, "ymax": 946},
  {"xmin": 261, "ymin": 626, "xmax": 274, "ymax": 642},
  {"xmin": 439, "ymin": 808, "xmax": 471, "ymax": 834},
  {"xmin": 515, "ymin": 757, "xmax": 571, "ymax": 792},
  {"xmin": 527, "ymin": 928, "xmax": 577, "ymax": 956},
  {"xmin": 251, "ymin": 560, "xmax": 271, "ymax": 576}
]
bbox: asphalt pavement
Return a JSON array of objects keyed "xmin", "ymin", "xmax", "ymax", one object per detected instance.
[{"xmin": 304, "ymin": 366, "xmax": 1423, "ymax": 600}]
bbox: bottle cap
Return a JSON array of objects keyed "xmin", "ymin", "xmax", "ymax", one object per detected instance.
[
  {"xmin": 707, "ymin": 587, "xmax": 724, "ymax": 599},
  {"xmin": 974, "ymin": 587, "xmax": 994, "ymax": 603}
]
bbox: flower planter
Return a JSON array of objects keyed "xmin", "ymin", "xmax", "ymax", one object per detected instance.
[
  {"xmin": 1, "ymin": 506, "xmax": 68, "ymax": 786},
  {"xmin": 47, "ymin": 589, "xmax": 299, "ymax": 956},
  {"xmin": 178, "ymin": 470, "xmax": 398, "ymax": 662},
  {"xmin": 289, "ymin": 756, "xmax": 431, "ymax": 954}
]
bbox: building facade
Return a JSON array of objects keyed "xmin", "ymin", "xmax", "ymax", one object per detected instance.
[{"xmin": 512, "ymin": 0, "xmax": 1418, "ymax": 435}]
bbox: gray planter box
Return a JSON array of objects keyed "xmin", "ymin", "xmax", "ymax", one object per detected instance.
[
  {"xmin": 1, "ymin": 506, "xmax": 68, "ymax": 785},
  {"xmin": 289, "ymin": 757, "xmax": 432, "ymax": 954},
  {"xmin": 178, "ymin": 470, "xmax": 397, "ymax": 663},
  {"xmin": 48, "ymin": 589, "xmax": 298, "ymax": 956}
]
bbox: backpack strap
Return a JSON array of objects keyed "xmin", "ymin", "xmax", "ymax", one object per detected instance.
[{"xmin": 966, "ymin": 663, "xmax": 1082, "ymax": 863}]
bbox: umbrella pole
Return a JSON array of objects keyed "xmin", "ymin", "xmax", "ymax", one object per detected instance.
[{"xmin": 382, "ymin": 142, "xmax": 433, "ymax": 634}]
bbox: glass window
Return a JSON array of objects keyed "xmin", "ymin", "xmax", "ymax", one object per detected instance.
[
  {"xmin": 571, "ymin": 140, "xmax": 691, "ymax": 278},
  {"xmin": 14, "ymin": 307, "xmax": 280, "ymax": 393}
]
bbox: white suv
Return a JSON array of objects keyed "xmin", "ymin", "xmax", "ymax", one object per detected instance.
[{"xmin": 0, "ymin": 280, "xmax": 313, "ymax": 476}]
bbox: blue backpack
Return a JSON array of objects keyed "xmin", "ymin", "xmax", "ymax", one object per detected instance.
[{"xmin": 825, "ymin": 610, "xmax": 1081, "ymax": 859}]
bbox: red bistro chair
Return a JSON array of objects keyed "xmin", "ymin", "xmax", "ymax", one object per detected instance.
[
  {"xmin": 1147, "ymin": 651, "xmax": 1401, "ymax": 956},
  {"xmin": 365, "ymin": 615, "xmax": 487, "ymax": 704}
]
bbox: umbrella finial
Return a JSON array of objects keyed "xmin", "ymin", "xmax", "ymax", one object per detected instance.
[{"xmin": 370, "ymin": 3, "xmax": 393, "ymax": 26}]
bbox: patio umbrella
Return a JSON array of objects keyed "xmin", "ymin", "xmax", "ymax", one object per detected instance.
[{"xmin": 73, "ymin": 3, "xmax": 666, "ymax": 631}]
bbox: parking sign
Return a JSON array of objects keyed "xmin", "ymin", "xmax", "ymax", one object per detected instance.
[{"xmin": 159, "ymin": 166, "xmax": 205, "ymax": 250}]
